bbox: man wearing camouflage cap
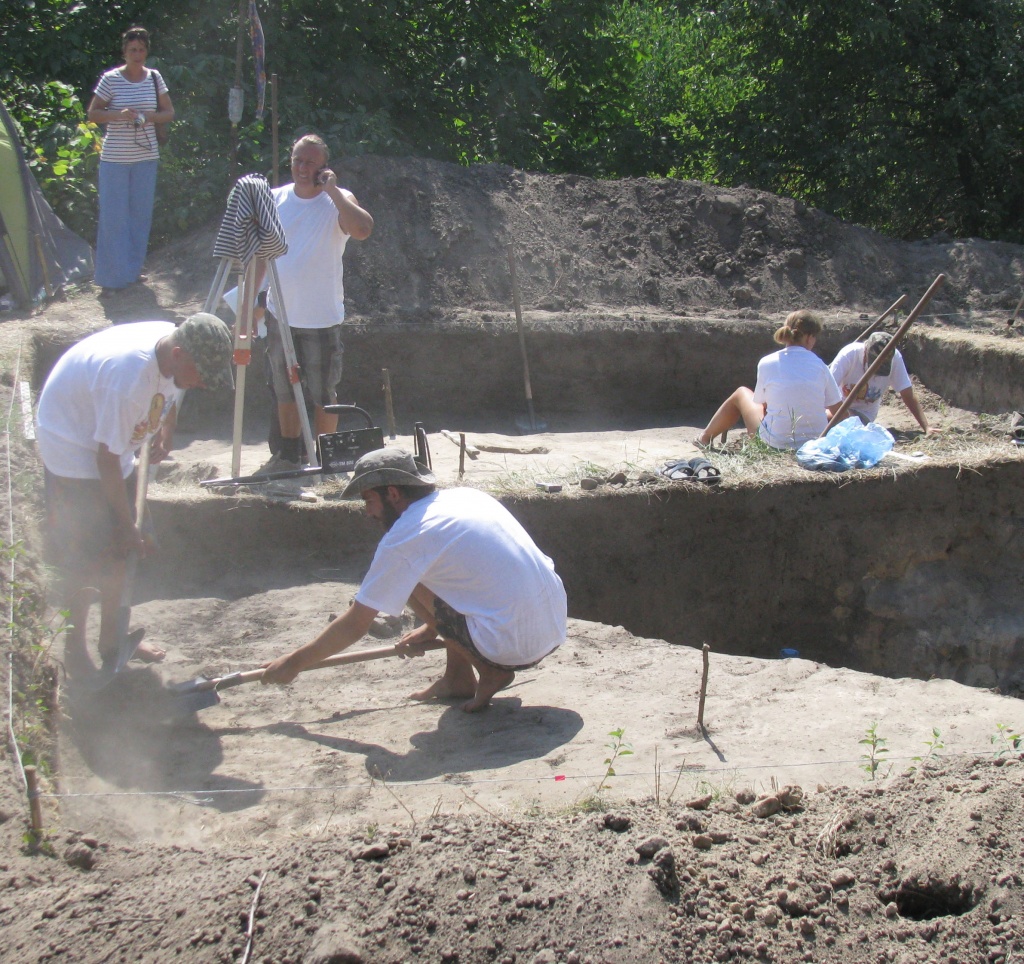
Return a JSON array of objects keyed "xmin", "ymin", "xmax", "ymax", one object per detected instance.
[
  {"xmin": 262, "ymin": 447, "xmax": 567, "ymax": 712},
  {"xmin": 36, "ymin": 312, "xmax": 233, "ymax": 675},
  {"xmin": 828, "ymin": 331, "xmax": 935, "ymax": 434}
]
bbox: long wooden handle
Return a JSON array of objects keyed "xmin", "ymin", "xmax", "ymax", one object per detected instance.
[
  {"xmin": 855, "ymin": 293, "xmax": 908, "ymax": 342},
  {"xmin": 209, "ymin": 639, "xmax": 447, "ymax": 692},
  {"xmin": 135, "ymin": 442, "xmax": 150, "ymax": 521}
]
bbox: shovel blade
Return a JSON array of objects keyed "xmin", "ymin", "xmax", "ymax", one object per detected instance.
[{"xmin": 167, "ymin": 685, "xmax": 221, "ymax": 718}]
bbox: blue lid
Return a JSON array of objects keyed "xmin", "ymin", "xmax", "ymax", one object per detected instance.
[{"xmin": 779, "ymin": 648, "xmax": 800, "ymax": 659}]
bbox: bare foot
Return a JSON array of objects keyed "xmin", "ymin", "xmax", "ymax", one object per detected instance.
[
  {"xmin": 133, "ymin": 640, "xmax": 167, "ymax": 663},
  {"xmin": 409, "ymin": 674, "xmax": 476, "ymax": 702},
  {"xmin": 462, "ymin": 668, "xmax": 515, "ymax": 713}
]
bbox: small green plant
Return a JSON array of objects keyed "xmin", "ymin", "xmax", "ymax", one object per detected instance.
[
  {"xmin": 22, "ymin": 829, "xmax": 56, "ymax": 857},
  {"xmin": 908, "ymin": 728, "xmax": 945, "ymax": 772},
  {"xmin": 990, "ymin": 723, "xmax": 1022, "ymax": 758},
  {"xmin": 859, "ymin": 721, "xmax": 890, "ymax": 781},
  {"xmin": 596, "ymin": 727, "xmax": 633, "ymax": 794}
]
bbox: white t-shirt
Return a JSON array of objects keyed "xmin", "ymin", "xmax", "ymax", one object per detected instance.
[
  {"xmin": 829, "ymin": 342, "xmax": 912, "ymax": 423},
  {"xmin": 356, "ymin": 488, "xmax": 567, "ymax": 666},
  {"xmin": 36, "ymin": 322, "xmax": 182, "ymax": 479},
  {"xmin": 94, "ymin": 67, "xmax": 167, "ymax": 163},
  {"xmin": 753, "ymin": 346, "xmax": 843, "ymax": 449},
  {"xmin": 267, "ymin": 185, "xmax": 352, "ymax": 330}
]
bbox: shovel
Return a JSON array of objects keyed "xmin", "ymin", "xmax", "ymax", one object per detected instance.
[{"xmin": 169, "ymin": 638, "xmax": 446, "ymax": 715}]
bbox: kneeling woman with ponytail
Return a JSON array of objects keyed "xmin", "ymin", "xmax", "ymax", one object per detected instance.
[{"xmin": 696, "ymin": 310, "xmax": 843, "ymax": 450}]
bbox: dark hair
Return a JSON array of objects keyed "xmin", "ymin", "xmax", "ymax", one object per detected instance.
[
  {"xmin": 774, "ymin": 309, "xmax": 823, "ymax": 346},
  {"xmin": 122, "ymin": 26, "xmax": 150, "ymax": 51},
  {"xmin": 370, "ymin": 483, "xmax": 435, "ymax": 502}
]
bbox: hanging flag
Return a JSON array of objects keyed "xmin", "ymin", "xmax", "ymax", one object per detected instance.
[{"xmin": 248, "ymin": 0, "xmax": 267, "ymax": 121}]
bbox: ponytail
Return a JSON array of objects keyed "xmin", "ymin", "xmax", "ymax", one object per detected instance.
[{"xmin": 774, "ymin": 309, "xmax": 823, "ymax": 346}]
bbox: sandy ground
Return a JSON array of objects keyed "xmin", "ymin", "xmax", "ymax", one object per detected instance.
[
  {"xmin": 54, "ymin": 399, "xmax": 1019, "ymax": 851},
  {"xmin": 6, "ymin": 155, "xmax": 1024, "ymax": 961}
]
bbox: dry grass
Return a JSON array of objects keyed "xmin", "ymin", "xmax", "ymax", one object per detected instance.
[{"xmin": 474, "ymin": 404, "xmax": 1022, "ymax": 495}]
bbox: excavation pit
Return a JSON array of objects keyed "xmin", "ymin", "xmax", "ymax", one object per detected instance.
[{"xmin": 37, "ymin": 317, "xmax": 1024, "ymax": 845}]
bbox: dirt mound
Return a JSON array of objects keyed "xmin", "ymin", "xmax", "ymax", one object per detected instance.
[
  {"xmin": 2, "ymin": 756, "xmax": 1022, "ymax": 962},
  {"xmin": 33, "ymin": 154, "xmax": 1024, "ymax": 335}
]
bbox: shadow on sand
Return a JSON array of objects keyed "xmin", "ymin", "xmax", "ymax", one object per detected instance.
[
  {"xmin": 264, "ymin": 697, "xmax": 584, "ymax": 783},
  {"xmin": 63, "ymin": 667, "xmax": 264, "ymax": 813}
]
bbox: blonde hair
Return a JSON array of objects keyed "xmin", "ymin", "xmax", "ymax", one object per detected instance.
[
  {"xmin": 292, "ymin": 134, "xmax": 329, "ymax": 165},
  {"xmin": 774, "ymin": 309, "xmax": 823, "ymax": 346}
]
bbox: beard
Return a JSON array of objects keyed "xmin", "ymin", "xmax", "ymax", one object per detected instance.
[{"xmin": 379, "ymin": 499, "xmax": 401, "ymax": 531}]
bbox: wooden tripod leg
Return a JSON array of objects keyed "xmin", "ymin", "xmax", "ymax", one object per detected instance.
[{"xmin": 266, "ymin": 260, "xmax": 319, "ymax": 466}]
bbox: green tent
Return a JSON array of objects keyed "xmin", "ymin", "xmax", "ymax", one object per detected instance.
[{"xmin": 0, "ymin": 98, "xmax": 92, "ymax": 309}]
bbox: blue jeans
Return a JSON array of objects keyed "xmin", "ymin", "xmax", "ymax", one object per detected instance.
[{"xmin": 94, "ymin": 159, "xmax": 158, "ymax": 289}]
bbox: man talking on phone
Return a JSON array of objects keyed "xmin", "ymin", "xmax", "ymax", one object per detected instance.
[{"xmin": 255, "ymin": 134, "xmax": 374, "ymax": 487}]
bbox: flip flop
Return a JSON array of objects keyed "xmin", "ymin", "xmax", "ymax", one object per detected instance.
[
  {"xmin": 686, "ymin": 457, "xmax": 722, "ymax": 484},
  {"xmin": 1011, "ymin": 412, "xmax": 1024, "ymax": 441},
  {"xmin": 659, "ymin": 459, "xmax": 694, "ymax": 481}
]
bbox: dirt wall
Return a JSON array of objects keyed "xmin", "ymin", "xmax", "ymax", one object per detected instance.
[
  {"xmin": 902, "ymin": 330, "xmax": 1024, "ymax": 414},
  {"xmin": 30, "ymin": 312, "xmax": 1024, "ymax": 437},
  {"xmin": 160, "ymin": 319, "xmax": 1024, "ymax": 437},
  {"xmin": 152, "ymin": 457, "xmax": 1024, "ymax": 696}
]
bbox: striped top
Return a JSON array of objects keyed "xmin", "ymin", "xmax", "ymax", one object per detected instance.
[
  {"xmin": 94, "ymin": 67, "xmax": 168, "ymax": 163},
  {"xmin": 213, "ymin": 174, "xmax": 288, "ymax": 268}
]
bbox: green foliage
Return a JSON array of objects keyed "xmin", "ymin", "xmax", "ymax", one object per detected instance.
[
  {"xmin": 1, "ymin": 536, "xmax": 63, "ymax": 778},
  {"xmin": 908, "ymin": 727, "xmax": 945, "ymax": 772},
  {"xmin": 675, "ymin": 0, "xmax": 1024, "ymax": 240},
  {"xmin": 3, "ymin": 77, "xmax": 102, "ymax": 241},
  {"xmin": 596, "ymin": 726, "xmax": 633, "ymax": 794},
  {"xmin": 859, "ymin": 720, "xmax": 890, "ymax": 781},
  {"xmin": 4, "ymin": 0, "xmax": 1024, "ymax": 243},
  {"xmin": 990, "ymin": 723, "xmax": 1022, "ymax": 758}
]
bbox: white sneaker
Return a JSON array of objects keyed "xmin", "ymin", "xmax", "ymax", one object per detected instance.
[{"xmin": 263, "ymin": 476, "xmax": 306, "ymax": 498}]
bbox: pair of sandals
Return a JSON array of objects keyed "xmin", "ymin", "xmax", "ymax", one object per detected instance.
[
  {"xmin": 1011, "ymin": 412, "xmax": 1024, "ymax": 443},
  {"xmin": 660, "ymin": 456, "xmax": 722, "ymax": 484}
]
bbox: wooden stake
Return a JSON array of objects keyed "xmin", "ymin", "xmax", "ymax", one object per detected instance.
[
  {"xmin": 25, "ymin": 765, "xmax": 42, "ymax": 837},
  {"xmin": 697, "ymin": 644, "xmax": 710, "ymax": 728},
  {"xmin": 506, "ymin": 242, "xmax": 538, "ymax": 431},
  {"xmin": 459, "ymin": 433, "xmax": 466, "ymax": 479},
  {"xmin": 270, "ymin": 73, "xmax": 279, "ymax": 188},
  {"xmin": 382, "ymin": 369, "xmax": 397, "ymax": 440}
]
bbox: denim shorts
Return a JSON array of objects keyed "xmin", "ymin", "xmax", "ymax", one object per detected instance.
[{"xmin": 265, "ymin": 314, "xmax": 344, "ymax": 406}]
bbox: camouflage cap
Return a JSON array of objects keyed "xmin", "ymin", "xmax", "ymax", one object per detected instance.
[
  {"xmin": 341, "ymin": 447, "xmax": 436, "ymax": 498},
  {"xmin": 865, "ymin": 331, "xmax": 894, "ymax": 377},
  {"xmin": 176, "ymin": 312, "xmax": 234, "ymax": 391}
]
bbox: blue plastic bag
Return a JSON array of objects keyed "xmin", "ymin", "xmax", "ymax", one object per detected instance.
[{"xmin": 796, "ymin": 417, "xmax": 894, "ymax": 472}]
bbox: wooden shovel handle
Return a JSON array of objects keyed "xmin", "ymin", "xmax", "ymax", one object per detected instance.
[
  {"xmin": 211, "ymin": 639, "xmax": 447, "ymax": 691},
  {"xmin": 854, "ymin": 294, "xmax": 908, "ymax": 342}
]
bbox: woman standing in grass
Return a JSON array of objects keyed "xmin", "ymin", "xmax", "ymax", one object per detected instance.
[
  {"xmin": 696, "ymin": 310, "xmax": 843, "ymax": 450},
  {"xmin": 87, "ymin": 26, "xmax": 174, "ymax": 292}
]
